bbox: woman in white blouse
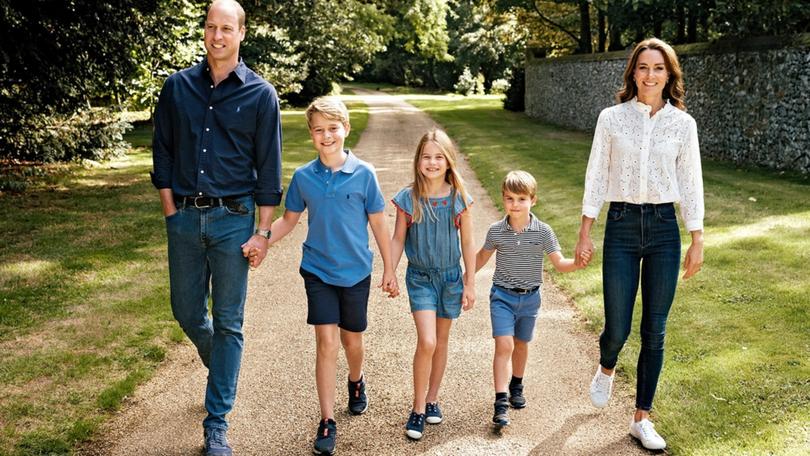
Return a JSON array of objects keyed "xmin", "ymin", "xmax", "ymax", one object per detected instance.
[{"xmin": 574, "ymin": 38, "xmax": 704, "ymax": 450}]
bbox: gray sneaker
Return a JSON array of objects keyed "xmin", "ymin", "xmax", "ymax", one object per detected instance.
[
  {"xmin": 492, "ymin": 398, "xmax": 510, "ymax": 427},
  {"xmin": 509, "ymin": 383, "xmax": 526, "ymax": 409},
  {"xmin": 204, "ymin": 427, "xmax": 232, "ymax": 456}
]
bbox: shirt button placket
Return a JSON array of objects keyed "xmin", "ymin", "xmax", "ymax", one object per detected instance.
[
  {"xmin": 200, "ymin": 83, "xmax": 215, "ymax": 196},
  {"xmin": 639, "ymin": 118, "xmax": 651, "ymax": 202}
]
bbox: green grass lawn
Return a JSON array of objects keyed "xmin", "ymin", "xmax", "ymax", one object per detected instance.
[
  {"xmin": 0, "ymin": 101, "xmax": 368, "ymax": 455},
  {"xmin": 399, "ymin": 93, "xmax": 809, "ymax": 455}
]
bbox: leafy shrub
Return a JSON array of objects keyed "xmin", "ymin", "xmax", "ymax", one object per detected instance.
[
  {"xmin": 490, "ymin": 78, "xmax": 510, "ymax": 95},
  {"xmin": 454, "ymin": 67, "xmax": 477, "ymax": 95},
  {"xmin": 0, "ymin": 109, "xmax": 131, "ymax": 163}
]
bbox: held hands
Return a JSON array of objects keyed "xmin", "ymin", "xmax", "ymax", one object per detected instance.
[
  {"xmin": 241, "ymin": 235, "xmax": 269, "ymax": 269},
  {"xmin": 575, "ymin": 236, "xmax": 594, "ymax": 268},
  {"xmin": 380, "ymin": 270, "xmax": 399, "ymax": 298},
  {"xmin": 461, "ymin": 285, "xmax": 475, "ymax": 311}
]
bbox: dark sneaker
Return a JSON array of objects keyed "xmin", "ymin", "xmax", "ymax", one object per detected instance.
[
  {"xmin": 312, "ymin": 419, "xmax": 337, "ymax": 455},
  {"xmin": 509, "ymin": 383, "xmax": 526, "ymax": 409},
  {"xmin": 347, "ymin": 375, "xmax": 368, "ymax": 415},
  {"xmin": 492, "ymin": 398, "xmax": 510, "ymax": 427},
  {"xmin": 425, "ymin": 402, "xmax": 443, "ymax": 424},
  {"xmin": 203, "ymin": 427, "xmax": 232, "ymax": 456},
  {"xmin": 405, "ymin": 411, "xmax": 425, "ymax": 440}
]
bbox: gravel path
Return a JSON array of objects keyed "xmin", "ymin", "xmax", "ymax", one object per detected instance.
[{"xmin": 85, "ymin": 90, "xmax": 647, "ymax": 455}]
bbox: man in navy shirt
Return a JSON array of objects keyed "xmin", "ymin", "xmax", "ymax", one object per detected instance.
[{"xmin": 151, "ymin": 1, "xmax": 281, "ymax": 454}]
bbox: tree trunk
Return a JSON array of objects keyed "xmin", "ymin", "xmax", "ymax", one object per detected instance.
[
  {"xmin": 687, "ymin": 8, "xmax": 697, "ymax": 42},
  {"xmin": 676, "ymin": 2, "xmax": 686, "ymax": 43},
  {"xmin": 607, "ymin": 1, "xmax": 624, "ymax": 51},
  {"xmin": 598, "ymin": 8, "xmax": 606, "ymax": 52},
  {"xmin": 578, "ymin": 0, "xmax": 592, "ymax": 53}
]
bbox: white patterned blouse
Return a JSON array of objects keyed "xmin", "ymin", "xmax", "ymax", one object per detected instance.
[{"xmin": 582, "ymin": 97, "xmax": 705, "ymax": 232}]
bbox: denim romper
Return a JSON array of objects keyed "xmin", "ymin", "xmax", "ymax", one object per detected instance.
[{"xmin": 392, "ymin": 187, "xmax": 472, "ymax": 319}]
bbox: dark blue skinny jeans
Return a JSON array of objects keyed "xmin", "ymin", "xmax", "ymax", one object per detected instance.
[
  {"xmin": 600, "ymin": 202, "xmax": 681, "ymax": 411},
  {"xmin": 165, "ymin": 195, "xmax": 254, "ymax": 430}
]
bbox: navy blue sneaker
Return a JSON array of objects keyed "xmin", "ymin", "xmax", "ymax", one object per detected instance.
[
  {"xmin": 313, "ymin": 418, "xmax": 337, "ymax": 455},
  {"xmin": 405, "ymin": 411, "xmax": 425, "ymax": 440},
  {"xmin": 509, "ymin": 383, "xmax": 526, "ymax": 409},
  {"xmin": 425, "ymin": 402, "xmax": 443, "ymax": 424},
  {"xmin": 203, "ymin": 427, "xmax": 232, "ymax": 456},
  {"xmin": 347, "ymin": 375, "xmax": 368, "ymax": 415},
  {"xmin": 492, "ymin": 398, "xmax": 510, "ymax": 427}
]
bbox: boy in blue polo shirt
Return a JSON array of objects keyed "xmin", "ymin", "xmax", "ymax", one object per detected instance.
[{"xmin": 263, "ymin": 96, "xmax": 397, "ymax": 455}]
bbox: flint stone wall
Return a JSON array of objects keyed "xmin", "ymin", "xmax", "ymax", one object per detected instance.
[{"xmin": 525, "ymin": 34, "xmax": 810, "ymax": 174}]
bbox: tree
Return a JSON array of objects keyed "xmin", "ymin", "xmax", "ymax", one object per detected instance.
[
  {"xmin": 128, "ymin": 0, "xmax": 207, "ymax": 112},
  {"xmin": 495, "ymin": 0, "xmax": 592, "ymax": 54},
  {"xmin": 0, "ymin": 0, "xmax": 146, "ymax": 161},
  {"xmin": 243, "ymin": 0, "xmax": 393, "ymax": 104}
]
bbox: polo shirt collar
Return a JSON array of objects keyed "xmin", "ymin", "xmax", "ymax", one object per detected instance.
[
  {"xmin": 499, "ymin": 212, "xmax": 541, "ymax": 232},
  {"xmin": 315, "ymin": 149, "xmax": 359, "ymax": 174}
]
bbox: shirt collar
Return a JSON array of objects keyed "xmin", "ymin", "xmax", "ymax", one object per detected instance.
[
  {"xmin": 630, "ymin": 97, "xmax": 672, "ymax": 115},
  {"xmin": 314, "ymin": 149, "xmax": 359, "ymax": 174},
  {"xmin": 198, "ymin": 58, "xmax": 248, "ymax": 84},
  {"xmin": 498, "ymin": 212, "xmax": 541, "ymax": 232}
]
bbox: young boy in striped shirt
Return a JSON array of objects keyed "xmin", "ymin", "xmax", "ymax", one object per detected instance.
[{"xmin": 475, "ymin": 170, "xmax": 588, "ymax": 428}]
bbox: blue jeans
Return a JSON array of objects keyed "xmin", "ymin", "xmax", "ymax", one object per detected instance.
[
  {"xmin": 165, "ymin": 195, "xmax": 254, "ymax": 430},
  {"xmin": 600, "ymin": 202, "xmax": 681, "ymax": 411}
]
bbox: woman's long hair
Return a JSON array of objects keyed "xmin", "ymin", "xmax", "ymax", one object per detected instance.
[
  {"xmin": 617, "ymin": 38, "xmax": 686, "ymax": 111},
  {"xmin": 411, "ymin": 129, "xmax": 470, "ymax": 224}
]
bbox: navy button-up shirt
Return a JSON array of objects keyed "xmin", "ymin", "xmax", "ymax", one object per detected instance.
[{"xmin": 151, "ymin": 60, "xmax": 283, "ymax": 206}]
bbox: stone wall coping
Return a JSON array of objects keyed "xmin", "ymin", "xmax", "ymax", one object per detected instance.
[{"xmin": 527, "ymin": 33, "xmax": 810, "ymax": 65}]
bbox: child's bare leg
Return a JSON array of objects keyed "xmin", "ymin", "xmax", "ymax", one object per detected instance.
[
  {"xmin": 426, "ymin": 317, "xmax": 453, "ymax": 403},
  {"xmin": 340, "ymin": 328, "xmax": 364, "ymax": 382},
  {"xmin": 493, "ymin": 336, "xmax": 515, "ymax": 392},
  {"xmin": 315, "ymin": 324, "xmax": 340, "ymax": 419},
  {"xmin": 412, "ymin": 310, "xmax": 437, "ymax": 413},
  {"xmin": 512, "ymin": 339, "xmax": 529, "ymax": 378}
]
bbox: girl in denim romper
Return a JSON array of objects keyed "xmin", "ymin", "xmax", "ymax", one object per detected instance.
[{"xmin": 390, "ymin": 129, "xmax": 476, "ymax": 441}]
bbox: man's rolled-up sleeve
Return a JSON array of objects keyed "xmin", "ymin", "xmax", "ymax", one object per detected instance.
[{"xmin": 253, "ymin": 85, "xmax": 283, "ymax": 206}]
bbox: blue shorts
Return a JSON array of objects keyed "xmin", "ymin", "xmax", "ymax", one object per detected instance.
[
  {"xmin": 405, "ymin": 264, "xmax": 464, "ymax": 320},
  {"xmin": 489, "ymin": 285, "xmax": 542, "ymax": 342},
  {"xmin": 300, "ymin": 267, "xmax": 370, "ymax": 332}
]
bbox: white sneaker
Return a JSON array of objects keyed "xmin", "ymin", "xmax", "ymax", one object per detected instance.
[
  {"xmin": 629, "ymin": 418, "xmax": 667, "ymax": 450},
  {"xmin": 589, "ymin": 366, "xmax": 614, "ymax": 408}
]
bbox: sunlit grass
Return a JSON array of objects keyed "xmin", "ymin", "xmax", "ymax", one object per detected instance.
[
  {"xmin": 0, "ymin": 100, "xmax": 368, "ymax": 455},
  {"xmin": 404, "ymin": 94, "xmax": 810, "ymax": 456}
]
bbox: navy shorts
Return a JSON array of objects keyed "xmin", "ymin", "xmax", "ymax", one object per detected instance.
[{"xmin": 300, "ymin": 267, "xmax": 371, "ymax": 332}]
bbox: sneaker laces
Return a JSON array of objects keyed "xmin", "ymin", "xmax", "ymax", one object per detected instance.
[
  {"xmin": 319, "ymin": 419, "xmax": 335, "ymax": 437},
  {"xmin": 208, "ymin": 428, "xmax": 228, "ymax": 447},
  {"xmin": 409, "ymin": 412, "xmax": 424, "ymax": 426},
  {"xmin": 637, "ymin": 420, "xmax": 659, "ymax": 440},
  {"xmin": 593, "ymin": 371, "xmax": 612, "ymax": 393}
]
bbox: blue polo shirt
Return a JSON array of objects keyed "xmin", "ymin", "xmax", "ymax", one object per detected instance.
[{"xmin": 285, "ymin": 150, "xmax": 386, "ymax": 287}]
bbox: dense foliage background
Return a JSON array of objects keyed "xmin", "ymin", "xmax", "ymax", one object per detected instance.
[{"xmin": 1, "ymin": 0, "xmax": 807, "ymax": 163}]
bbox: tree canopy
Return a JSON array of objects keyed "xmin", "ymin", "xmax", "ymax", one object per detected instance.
[{"xmin": 1, "ymin": 0, "xmax": 808, "ymax": 162}]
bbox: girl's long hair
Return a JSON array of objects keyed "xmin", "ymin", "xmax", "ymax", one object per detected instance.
[
  {"xmin": 411, "ymin": 128, "xmax": 470, "ymax": 224},
  {"xmin": 617, "ymin": 38, "xmax": 686, "ymax": 111}
]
